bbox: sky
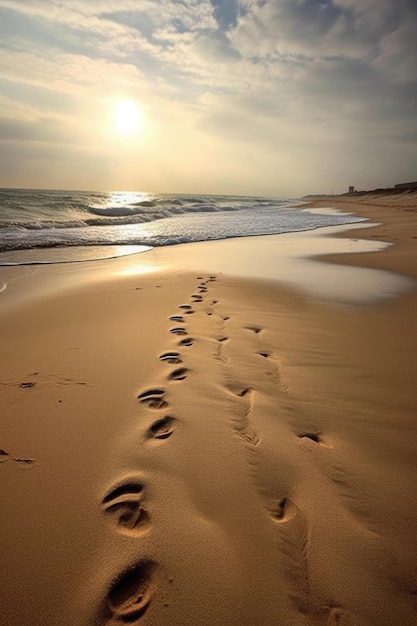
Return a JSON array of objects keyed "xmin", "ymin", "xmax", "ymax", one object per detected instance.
[{"xmin": 0, "ymin": 0, "xmax": 416, "ymax": 196}]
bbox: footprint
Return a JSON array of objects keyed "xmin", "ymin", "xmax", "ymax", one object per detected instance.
[
  {"xmin": 326, "ymin": 607, "xmax": 354, "ymax": 625},
  {"xmin": 208, "ymin": 276, "xmax": 217, "ymax": 281},
  {"xmin": 257, "ymin": 351, "xmax": 269, "ymax": 358},
  {"xmin": 235, "ymin": 427, "xmax": 259, "ymax": 446},
  {"xmin": 169, "ymin": 367, "xmax": 189, "ymax": 381},
  {"xmin": 1, "ymin": 449, "xmax": 34, "ymax": 465},
  {"xmin": 229, "ymin": 387, "xmax": 259, "ymax": 445},
  {"xmin": 217, "ymin": 337, "xmax": 229, "ymax": 343},
  {"xmin": 275, "ymin": 505, "xmax": 312, "ymax": 615},
  {"xmin": 191, "ymin": 294, "xmax": 203, "ymax": 302},
  {"xmin": 106, "ymin": 560, "xmax": 156, "ymax": 622},
  {"xmin": 147, "ymin": 416, "xmax": 176, "ymax": 440},
  {"xmin": 183, "ymin": 310, "xmax": 194, "ymax": 315},
  {"xmin": 227, "ymin": 384, "xmax": 251, "ymax": 398},
  {"xmin": 138, "ymin": 389, "xmax": 168, "ymax": 410},
  {"xmin": 102, "ymin": 482, "xmax": 150, "ymax": 534},
  {"xmin": 223, "ymin": 316, "xmax": 230, "ymax": 321},
  {"xmin": 270, "ymin": 496, "xmax": 299, "ymax": 523},
  {"xmin": 298, "ymin": 432, "xmax": 332, "ymax": 449},
  {"xmin": 178, "ymin": 337, "xmax": 194, "ymax": 347},
  {"xmin": 159, "ymin": 352, "xmax": 182, "ymax": 364},
  {"xmin": 211, "ymin": 300, "xmax": 218, "ymax": 305},
  {"xmin": 169, "ymin": 315, "xmax": 185, "ymax": 323},
  {"xmin": 103, "ymin": 482, "xmax": 144, "ymax": 503},
  {"xmin": 178, "ymin": 304, "xmax": 192, "ymax": 310},
  {"xmin": 244, "ymin": 326, "xmax": 263, "ymax": 334},
  {"xmin": 169, "ymin": 327, "xmax": 188, "ymax": 336}
]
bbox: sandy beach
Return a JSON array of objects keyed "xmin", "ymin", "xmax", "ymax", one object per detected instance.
[{"xmin": 0, "ymin": 192, "xmax": 416, "ymax": 625}]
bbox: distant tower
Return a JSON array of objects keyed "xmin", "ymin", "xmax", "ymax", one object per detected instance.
[{"xmin": 348, "ymin": 186, "xmax": 355, "ymax": 193}]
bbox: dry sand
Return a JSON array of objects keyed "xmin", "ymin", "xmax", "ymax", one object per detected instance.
[{"xmin": 0, "ymin": 192, "xmax": 416, "ymax": 625}]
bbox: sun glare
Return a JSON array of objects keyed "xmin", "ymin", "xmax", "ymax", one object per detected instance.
[{"xmin": 114, "ymin": 100, "xmax": 142, "ymax": 134}]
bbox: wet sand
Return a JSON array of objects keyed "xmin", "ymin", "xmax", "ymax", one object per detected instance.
[{"xmin": 0, "ymin": 192, "xmax": 416, "ymax": 625}]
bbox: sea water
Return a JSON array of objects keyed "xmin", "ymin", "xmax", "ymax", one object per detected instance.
[
  {"xmin": 0, "ymin": 188, "xmax": 414, "ymax": 304},
  {"xmin": 0, "ymin": 188, "xmax": 365, "ymax": 265}
]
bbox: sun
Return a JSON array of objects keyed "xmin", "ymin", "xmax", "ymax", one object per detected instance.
[{"xmin": 114, "ymin": 100, "xmax": 142, "ymax": 134}]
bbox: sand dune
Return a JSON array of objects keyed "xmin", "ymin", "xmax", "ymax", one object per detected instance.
[{"xmin": 0, "ymin": 193, "xmax": 416, "ymax": 625}]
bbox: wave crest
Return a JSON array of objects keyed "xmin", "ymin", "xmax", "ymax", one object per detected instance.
[{"xmin": 88, "ymin": 200, "xmax": 156, "ymax": 217}]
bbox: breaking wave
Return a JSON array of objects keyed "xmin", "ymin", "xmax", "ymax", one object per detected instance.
[{"xmin": 0, "ymin": 188, "xmax": 365, "ymax": 262}]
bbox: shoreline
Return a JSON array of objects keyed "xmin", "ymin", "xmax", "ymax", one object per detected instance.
[
  {"xmin": 0, "ymin": 192, "xmax": 416, "ymax": 625},
  {"xmin": 0, "ymin": 213, "xmax": 414, "ymax": 309},
  {"xmin": 302, "ymin": 191, "xmax": 417, "ymax": 280}
]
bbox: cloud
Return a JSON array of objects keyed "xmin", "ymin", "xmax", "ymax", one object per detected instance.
[
  {"xmin": 0, "ymin": 0, "xmax": 416, "ymax": 194},
  {"xmin": 0, "ymin": 115, "xmax": 76, "ymax": 144},
  {"xmin": 232, "ymin": 0, "xmax": 407, "ymax": 62}
]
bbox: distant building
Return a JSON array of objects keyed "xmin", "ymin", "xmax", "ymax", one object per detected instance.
[
  {"xmin": 394, "ymin": 181, "xmax": 417, "ymax": 189},
  {"xmin": 348, "ymin": 186, "xmax": 355, "ymax": 193}
]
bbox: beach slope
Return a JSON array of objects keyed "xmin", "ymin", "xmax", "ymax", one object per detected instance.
[{"xmin": 0, "ymin": 192, "xmax": 416, "ymax": 625}]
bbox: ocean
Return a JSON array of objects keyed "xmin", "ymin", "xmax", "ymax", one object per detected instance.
[{"xmin": 0, "ymin": 188, "xmax": 365, "ymax": 265}]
